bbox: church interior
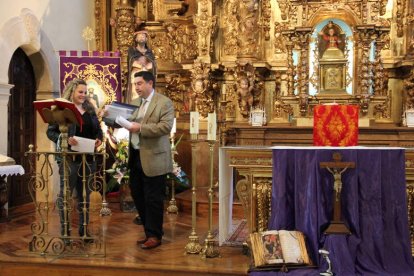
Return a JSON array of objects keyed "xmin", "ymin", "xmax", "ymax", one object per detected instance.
[{"xmin": 1, "ymin": 0, "xmax": 414, "ymax": 275}]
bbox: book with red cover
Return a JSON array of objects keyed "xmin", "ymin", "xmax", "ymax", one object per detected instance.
[{"xmin": 33, "ymin": 98, "xmax": 84, "ymax": 129}]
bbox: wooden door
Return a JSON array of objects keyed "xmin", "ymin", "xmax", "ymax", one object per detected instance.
[{"xmin": 7, "ymin": 48, "xmax": 36, "ymax": 207}]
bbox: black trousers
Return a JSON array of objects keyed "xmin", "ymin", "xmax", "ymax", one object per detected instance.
[
  {"xmin": 129, "ymin": 148, "xmax": 166, "ymax": 239},
  {"xmin": 58, "ymin": 158, "xmax": 95, "ymax": 236}
]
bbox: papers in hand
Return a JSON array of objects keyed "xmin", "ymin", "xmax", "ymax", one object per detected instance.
[
  {"xmin": 71, "ymin": 136, "xmax": 96, "ymax": 153},
  {"xmin": 115, "ymin": 116, "xmax": 132, "ymax": 129}
]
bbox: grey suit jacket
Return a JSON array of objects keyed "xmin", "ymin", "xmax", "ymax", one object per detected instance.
[{"xmin": 128, "ymin": 92, "xmax": 174, "ymax": 177}]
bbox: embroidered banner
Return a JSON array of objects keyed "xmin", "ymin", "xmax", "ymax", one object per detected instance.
[
  {"xmin": 313, "ymin": 105, "xmax": 359, "ymax": 146},
  {"xmin": 59, "ymin": 51, "xmax": 122, "ymax": 107}
]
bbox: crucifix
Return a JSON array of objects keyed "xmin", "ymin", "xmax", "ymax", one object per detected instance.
[{"xmin": 320, "ymin": 152, "xmax": 355, "ymax": 234}]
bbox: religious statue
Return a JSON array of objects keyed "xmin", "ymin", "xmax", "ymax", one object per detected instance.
[
  {"xmin": 127, "ymin": 21, "xmax": 157, "ymax": 102},
  {"xmin": 318, "ymin": 21, "xmax": 348, "ymax": 94},
  {"xmin": 237, "ymin": 0, "xmax": 259, "ymax": 57},
  {"xmin": 87, "ymin": 88, "xmax": 100, "ymax": 109},
  {"xmin": 326, "ymin": 167, "xmax": 348, "ymax": 201},
  {"xmin": 237, "ymin": 77, "xmax": 254, "ymax": 116},
  {"xmin": 318, "ymin": 22, "xmax": 345, "ymax": 58},
  {"xmin": 320, "ymin": 152, "xmax": 355, "ymax": 234}
]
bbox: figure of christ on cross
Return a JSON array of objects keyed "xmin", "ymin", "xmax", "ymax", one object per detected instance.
[{"xmin": 320, "ymin": 152, "xmax": 355, "ymax": 234}]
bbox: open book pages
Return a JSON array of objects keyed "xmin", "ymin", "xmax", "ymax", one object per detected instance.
[
  {"xmin": 249, "ymin": 230, "xmax": 311, "ymax": 268},
  {"xmin": 33, "ymin": 98, "xmax": 83, "ymax": 126}
]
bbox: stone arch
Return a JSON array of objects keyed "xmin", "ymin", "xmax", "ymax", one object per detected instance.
[
  {"xmin": 0, "ymin": 8, "xmax": 59, "ymax": 156},
  {"xmin": 0, "ymin": 8, "xmax": 57, "ymax": 94},
  {"xmin": 307, "ymin": 7, "xmax": 361, "ymax": 28}
]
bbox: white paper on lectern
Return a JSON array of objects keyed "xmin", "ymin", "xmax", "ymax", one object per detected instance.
[
  {"xmin": 115, "ymin": 116, "xmax": 132, "ymax": 129},
  {"xmin": 71, "ymin": 136, "xmax": 96, "ymax": 153}
]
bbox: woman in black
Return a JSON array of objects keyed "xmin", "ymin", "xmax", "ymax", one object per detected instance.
[{"xmin": 47, "ymin": 78, "xmax": 103, "ymax": 238}]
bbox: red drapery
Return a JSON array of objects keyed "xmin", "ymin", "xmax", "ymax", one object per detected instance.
[{"xmin": 313, "ymin": 105, "xmax": 358, "ymax": 146}]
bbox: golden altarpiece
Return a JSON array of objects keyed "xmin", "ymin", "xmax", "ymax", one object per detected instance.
[{"xmin": 94, "ymin": 0, "xmax": 414, "ymax": 254}]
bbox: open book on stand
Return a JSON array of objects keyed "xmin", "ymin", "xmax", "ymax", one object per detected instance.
[
  {"xmin": 249, "ymin": 230, "xmax": 312, "ymax": 269},
  {"xmin": 33, "ymin": 98, "xmax": 83, "ymax": 127}
]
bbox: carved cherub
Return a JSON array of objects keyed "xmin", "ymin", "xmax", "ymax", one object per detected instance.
[
  {"xmin": 165, "ymin": 74, "xmax": 186, "ymax": 113},
  {"xmin": 237, "ymin": 76, "xmax": 254, "ymax": 116}
]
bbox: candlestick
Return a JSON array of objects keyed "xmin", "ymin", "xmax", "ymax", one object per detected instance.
[
  {"xmin": 201, "ymin": 140, "xmax": 220, "ymax": 258},
  {"xmin": 185, "ymin": 134, "xmax": 202, "ymax": 254},
  {"xmin": 170, "ymin": 118, "xmax": 176, "ymax": 138},
  {"xmin": 190, "ymin": 111, "xmax": 199, "ymax": 134},
  {"xmin": 207, "ymin": 112, "xmax": 216, "ymax": 141}
]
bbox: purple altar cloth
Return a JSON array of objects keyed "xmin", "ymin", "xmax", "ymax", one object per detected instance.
[{"xmin": 250, "ymin": 148, "xmax": 414, "ymax": 276}]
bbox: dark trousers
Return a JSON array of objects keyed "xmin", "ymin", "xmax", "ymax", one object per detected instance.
[
  {"xmin": 57, "ymin": 157, "xmax": 95, "ymax": 236},
  {"xmin": 129, "ymin": 148, "xmax": 166, "ymax": 239}
]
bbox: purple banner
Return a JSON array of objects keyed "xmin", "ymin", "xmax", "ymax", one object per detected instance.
[{"xmin": 59, "ymin": 51, "xmax": 122, "ymax": 106}]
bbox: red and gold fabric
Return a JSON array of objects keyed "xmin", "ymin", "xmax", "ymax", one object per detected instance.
[{"xmin": 313, "ymin": 105, "xmax": 358, "ymax": 146}]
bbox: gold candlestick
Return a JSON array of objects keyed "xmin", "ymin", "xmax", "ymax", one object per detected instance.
[
  {"xmin": 201, "ymin": 140, "xmax": 220, "ymax": 258},
  {"xmin": 185, "ymin": 134, "xmax": 202, "ymax": 254},
  {"xmin": 167, "ymin": 134, "xmax": 178, "ymax": 214},
  {"xmin": 100, "ymin": 134, "xmax": 112, "ymax": 216}
]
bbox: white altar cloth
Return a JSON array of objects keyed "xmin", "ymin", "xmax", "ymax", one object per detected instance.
[{"xmin": 0, "ymin": 165, "xmax": 25, "ymax": 176}]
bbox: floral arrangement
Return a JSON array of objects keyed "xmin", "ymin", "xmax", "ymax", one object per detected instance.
[
  {"xmin": 106, "ymin": 134, "xmax": 189, "ymax": 193},
  {"xmin": 167, "ymin": 134, "xmax": 190, "ymax": 192},
  {"xmin": 106, "ymin": 138, "xmax": 129, "ymax": 191}
]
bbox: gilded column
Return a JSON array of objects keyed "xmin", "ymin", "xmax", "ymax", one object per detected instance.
[
  {"xmin": 294, "ymin": 28, "xmax": 312, "ymax": 116},
  {"xmin": 355, "ymin": 26, "xmax": 375, "ymax": 115},
  {"xmin": 94, "ymin": 0, "xmax": 103, "ymax": 51},
  {"xmin": 396, "ymin": 0, "xmax": 405, "ymax": 38},
  {"xmin": 282, "ymin": 30, "xmax": 295, "ymax": 97},
  {"xmin": 373, "ymin": 26, "xmax": 390, "ymax": 97},
  {"xmin": 194, "ymin": 0, "xmax": 217, "ymax": 63},
  {"xmin": 222, "ymin": 0, "xmax": 239, "ymax": 57},
  {"xmin": 112, "ymin": 0, "xmax": 135, "ymax": 95},
  {"xmin": 237, "ymin": 0, "xmax": 260, "ymax": 60}
]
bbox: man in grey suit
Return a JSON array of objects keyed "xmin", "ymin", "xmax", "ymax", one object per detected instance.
[{"xmin": 128, "ymin": 71, "xmax": 174, "ymax": 249}]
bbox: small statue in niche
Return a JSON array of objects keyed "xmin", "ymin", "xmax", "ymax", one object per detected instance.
[
  {"xmin": 237, "ymin": 76, "xmax": 254, "ymax": 116},
  {"xmin": 318, "ymin": 21, "xmax": 346, "ymax": 59}
]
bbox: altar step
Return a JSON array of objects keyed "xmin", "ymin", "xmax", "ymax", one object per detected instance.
[{"xmin": 0, "ymin": 202, "xmax": 250, "ymax": 276}]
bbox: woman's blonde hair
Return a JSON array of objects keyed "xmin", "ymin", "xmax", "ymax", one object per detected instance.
[{"xmin": 62, "ymin": 78, "xmax": 95, "ymax": 114}]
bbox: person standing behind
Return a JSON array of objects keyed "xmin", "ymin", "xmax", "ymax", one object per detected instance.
[
  {"xmin": 128, "ymin": 71, "xmax": 174, "ymax": 249},
  {"xmin": 47, "ymin": 78, "xmax": 103, "ymax": 238}
]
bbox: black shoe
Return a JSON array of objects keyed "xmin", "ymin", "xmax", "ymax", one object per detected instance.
[{"xmin": 133, "ymin": 216, "xmax": 143, "ymax": 225}]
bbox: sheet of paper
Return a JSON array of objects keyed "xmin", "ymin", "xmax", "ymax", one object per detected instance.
[
  {"xmin": 115, "ymin": 116, "xmax": 132, "ymax": 129},
  {"xmin": 71, "ymin": 136, "xmax": 96, "ymax": 153}
]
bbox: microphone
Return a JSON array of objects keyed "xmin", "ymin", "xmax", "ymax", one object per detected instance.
[{"xmin": 319, "ymin": 249, "xmax": 334, "ymax": 276}]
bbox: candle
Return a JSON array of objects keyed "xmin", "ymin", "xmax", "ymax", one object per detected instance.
[
  {"xmin": 190, "ymin": 111, "xmax": 199, "ymax": 134},
  {"xmin": 207, "ymin": 112, "xmax": 217, "ymax": 141},
  {"xmin": 170, "ymin": 118, "xmax": 176, "ymax": 138}
]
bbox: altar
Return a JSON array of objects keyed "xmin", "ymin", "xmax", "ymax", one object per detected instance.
[
  {"xmin": 219, "ymin": 146, "xmax": 414, "ymax": 275},
  {"xmin": 0, "ymin": 155, "xmax": 24, "ymax": 222}
]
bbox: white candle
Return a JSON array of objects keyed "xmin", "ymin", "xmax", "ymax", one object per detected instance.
[
  {"xmin": 207, "ymin": 112, "xmax": 216, "ymax": 141},
  {"xmin": 170, "ymin": 118, "xmax": 176, "ymax": 137},
  {"xmin": 190, "ymin": 112, "xmax": 199, "ymax": 134}
]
